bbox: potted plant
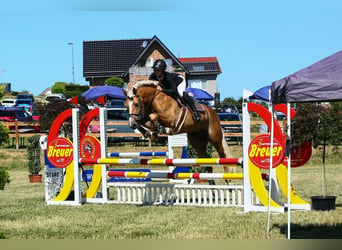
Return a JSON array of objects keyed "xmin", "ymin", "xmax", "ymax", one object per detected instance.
[
  {"xmin": 27, "ymin": 135, "xmax": 42, "ymax": 183},
  {"xmin": 291, "ymin": 103, "xmax": 341, "ymax": 210}
]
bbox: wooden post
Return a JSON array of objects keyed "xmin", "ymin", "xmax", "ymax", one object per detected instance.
[{"xmin": 15, "ymin": 119, "xmax": 19, "ymax": 150}]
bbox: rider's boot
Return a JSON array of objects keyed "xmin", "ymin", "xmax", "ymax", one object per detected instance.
[{"xmin": 183, "ymin": 92, "xmax": 201, "ymax": 122}]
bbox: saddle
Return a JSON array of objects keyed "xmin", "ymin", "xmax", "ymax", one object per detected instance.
[{"xmin": 176, "ymin": 96, "xmax": 205, "ymax": 113}]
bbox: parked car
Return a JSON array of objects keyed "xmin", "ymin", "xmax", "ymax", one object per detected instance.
[
  {"xmin": 221, "ymin": 104, "xmax": 239, "ymax": 113},
  {"xmin": 0, "ymin": 107, "xmax": 33, "ymax": 122},
  {"xmin": 217, "ymin": 112, "xmax": 242, "ymax": 141},
  {"xmin": 0, "ymin": 107, "xmax": 42, "ymax": 132},
  {"xmin": 106, "ymin": 107, "xmax": 142, "ymax": 142},
  {"xmin": 15, "ymin": 99, "xmax": 34, "ymax": 113},
  {"xmin": 31, "ymin": 109, "xmax": 40, "ymax": 121},
  {"xmin": 276, "ymin": 111, "xmax": 286, "ymax": 121},
  {"xmin": 16, "ymin": 93, "xmax": 35, "ymax": 102},
  {"xmin": 1, "ymin": 98, "xmax": 16, "ymax": 107},
  {"xmin": 45, "ymin": 93, "xmax": 66, "ymax": 102},
  {"xmin": 108, "ymin": 99, "xmax": 126, "ymax": 108},
  {"xmin": 107, "ymin": 107, "xmax": 130, "ymax": 126}
]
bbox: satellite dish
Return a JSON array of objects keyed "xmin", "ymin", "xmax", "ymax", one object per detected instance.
[{"xmin": 142, "ymin": 41, "xmax": 147, "ymax": 48}]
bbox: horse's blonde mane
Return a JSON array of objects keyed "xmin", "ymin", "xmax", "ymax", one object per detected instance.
[{"xmin": 127, "ymin": 80, "xmax": 159, "ymax": 97}]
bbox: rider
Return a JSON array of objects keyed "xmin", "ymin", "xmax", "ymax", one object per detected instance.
[{"xmin": 149, "ymin": 59, "xmax": 201, "ymax": 122}]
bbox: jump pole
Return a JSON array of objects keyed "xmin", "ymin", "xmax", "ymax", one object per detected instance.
[
  {"xmin": 108, "ymin": 152, "xmax": 168, "ymax": 157},
  {"xmin": 108, "ymin": 171, "xmax": 243, "ymax": 180},
  {"xmin": 80, "ymin": 157, "xmax": 243, "ymax": 166}
]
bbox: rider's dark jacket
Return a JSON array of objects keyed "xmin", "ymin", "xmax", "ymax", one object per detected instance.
[{"xmin": 149, "ymin": 72, "xmax": 183, "ymax": 99}]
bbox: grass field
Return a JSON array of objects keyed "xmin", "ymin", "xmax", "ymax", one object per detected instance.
[{"xmin": 1, "ymin": 143, "xmax": 342, "ymax": 239}]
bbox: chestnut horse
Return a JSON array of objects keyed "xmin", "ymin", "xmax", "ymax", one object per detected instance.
[{"xmin": 123, "ymin": 80, "xmax": 234, "ymax": 181}]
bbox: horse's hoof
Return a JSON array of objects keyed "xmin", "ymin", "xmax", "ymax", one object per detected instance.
[
  {"xmin": 150, "ymin": 132, "xmax": 158, "ymax": 141},
  {"xmin": 208, "ymin": 180, "xmax": 216, "ymax": 185},
  {"xmin": 158, "ymin": 124, "xmax": 166, "ymax": 134}
]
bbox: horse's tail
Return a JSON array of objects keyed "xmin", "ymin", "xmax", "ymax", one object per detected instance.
[
  {"xmin": 221, "ymin": 132, "xmax": 236, "ymax": 174},
  {"xmin": 222, "ymin": 134, "xmax": 233, "ymax": 158}
]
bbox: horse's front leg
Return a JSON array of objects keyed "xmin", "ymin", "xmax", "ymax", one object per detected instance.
[
  {"xmin": 136, "ymin": 125, "xmax": 152, "ymax": 138},
  {"xmin": 149, "ymin": 113, "xmax": 167, "ymax": 134}
]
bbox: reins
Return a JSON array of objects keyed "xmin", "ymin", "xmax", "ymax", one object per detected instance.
[{"xmin": 128, "ymin": 87, "xmax": 159, "ymax": 122}]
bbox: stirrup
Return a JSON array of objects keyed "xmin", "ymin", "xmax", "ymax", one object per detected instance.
[{"xmin": 193, "ymin": 113, "xmax": 201, "ymax": 122}]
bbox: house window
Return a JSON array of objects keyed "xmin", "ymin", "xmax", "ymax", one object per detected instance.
[
  {"xmin": 193, "ymin": 65, "xmax": 205, "ymax": 71},
  {"xmin": 146, "ymin": 58, "xmax": 153, "ymax": 67},
  {"xmin": 165, "ymin": 59, "xmax": 172, "ymax": 67},
  {"xmin": 188, "ymin": 79, "xmax": 207, "ymax": 90}
]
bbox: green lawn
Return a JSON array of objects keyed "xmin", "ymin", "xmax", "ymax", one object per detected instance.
[{"xmin": 1, "ymin": 145, "xmax": 342, "ymax": 239}]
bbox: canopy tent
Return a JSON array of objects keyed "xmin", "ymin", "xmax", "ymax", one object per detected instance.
[
  {"xmin": 248, "ymin": 85, "xmax": 271, "ymax": 102},
  {"xmin": 271, "ymin": 50, "xmax": 342, "ymax": 104},
  {"xmin": 269, "ymin": 50, "xmax": 342, "ymax": 239},
  {"xmin": 185, "ymin": 87, "xmax": 214, "ymax": 100},
  {"xmin": 81, "ymin": 86, "xmax": 126, "ymax": 100}
]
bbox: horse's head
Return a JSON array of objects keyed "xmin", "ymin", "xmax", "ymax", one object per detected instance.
[
  {"xmin": 123, "ymin": 80, "xmax": 159, "ymax": 129},
  {"xmin": 123, "ymin": 87, "xmax": 145, "ymax": 129}
]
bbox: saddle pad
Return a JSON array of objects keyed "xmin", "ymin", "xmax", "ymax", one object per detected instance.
[{"xmin": 194, "ymin": 101, "xmax": 205, "ymax": 112}]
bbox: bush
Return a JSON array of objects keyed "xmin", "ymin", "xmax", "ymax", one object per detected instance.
[
  {"xmin": 0, "ymin": 165, "xmax": 10, "ymax": 190},
  {"xmin": 0, "ymin": 123, "xmax": 9, "ymax": 146},
  {"xmin": 27, "ymin": 135, "xmax": 41, "ymax": 174}
]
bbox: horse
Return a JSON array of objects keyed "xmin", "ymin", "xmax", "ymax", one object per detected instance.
[{"xmin": 123, "ymin": 80, "xmax": 235, "ymax": 182}]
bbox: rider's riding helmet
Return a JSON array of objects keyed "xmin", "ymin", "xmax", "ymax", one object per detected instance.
[{"xmin": 152, "ymin": 59, "xmax": 167, "ymax": 71}]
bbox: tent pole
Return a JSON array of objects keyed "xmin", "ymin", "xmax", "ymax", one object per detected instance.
[
  {"xmin": 266, "ymin": 103, "xmax": 274, "ymax": 234},
  {"xmin": 287, "ymin": 102, "xmax": 291, "ymax": 239}
]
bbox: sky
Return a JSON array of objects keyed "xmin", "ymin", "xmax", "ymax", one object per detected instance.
[{"xmin": 1, "ymin": 0, "xmax": 342, "ymax": 100}]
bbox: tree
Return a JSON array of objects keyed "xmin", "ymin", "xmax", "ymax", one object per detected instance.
[
  {"xmin": 64, "ymin": 83, "xmax": 89, "ymax": 99},
  {"xmin": 35, "ymin": 99, "xmax": 74, "ymax": 137},
  {"xmin": 220, "ymin": 96, "xmax": 243, "ymax": 112},
  {"xmin": 51, "ymin": 82, "xmax": 66, "ymax": 94},
  {"xmin": 291, "ymin": 103, "xmax": 342, "ymax": 197},
  {"xmin": 104, "ymin": 77, "xmax": 124, "ymax": 88},
  {"xmin": 51, "ymin": 82, "xmax": 89, "ymax": 99},
  {"xmin": 35, "ymin": 98, "xmax": 90, "ymax": 138},
  {"xmin": 0, "ymin": 85, "xmax": 5, "ymax": 99}
]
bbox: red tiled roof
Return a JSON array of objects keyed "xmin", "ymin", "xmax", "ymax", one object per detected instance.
[
  {"xmin": 178, "ymin": 57, "xmax": 222, "ymax": 74},
  {"xmin": 178, "ymin": 57, "xmax": 219, "ymax": 63}
]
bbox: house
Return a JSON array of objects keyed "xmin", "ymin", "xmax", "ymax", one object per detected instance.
[{"xmin": 83, "ymin": 35, "xmax": 221, "ymax": 99}]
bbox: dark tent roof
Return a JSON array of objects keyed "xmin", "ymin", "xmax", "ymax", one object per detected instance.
[
  {"xmin": 271, "ymin": 50, "xmax": 342, "ymax": 104},
  {"xmin": 81, "ymin": 86, "xmax": 126, "ymax": 100},
  {"xmin": 249, "ymin": 85, "xmax": 270, "ymax": 101}
]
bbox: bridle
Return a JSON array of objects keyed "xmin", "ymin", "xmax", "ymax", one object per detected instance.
[{"xmin": 128, "ymin": 87, "xmax": 159, "ymax": 123}]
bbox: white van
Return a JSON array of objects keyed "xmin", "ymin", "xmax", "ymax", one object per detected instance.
[
  {"xmin": 45, "ymin": 94, "xmax": 66, "ymax": 102},
  {"xmin": 1, "ymin": 98, "xmax": 16, "ymax": 107}
]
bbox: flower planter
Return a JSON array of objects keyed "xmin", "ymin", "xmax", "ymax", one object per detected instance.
[
  {"xmin": 310, "ymin": 195, "xmax": 336, "ymax": 211},
  {"xmin": 29, "ymin": 174, "xmax": 42, "ymax": 183}
]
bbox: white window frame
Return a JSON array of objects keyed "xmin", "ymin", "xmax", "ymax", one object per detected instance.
[
  {"xmin": 188, "ymin": 79, "xmax": 207, "ymax": 90},
  {"xmin": 145, "ymin": 58, "xmax": 153, "ymax": 67}
]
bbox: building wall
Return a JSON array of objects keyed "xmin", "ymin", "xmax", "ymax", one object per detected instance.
[
  {"xmin": 127, "ymin": 48, "xmax": 186, "ymax": 90},
  {"xmin": 186, "ymin": 74, "xmax": 218, "ymax": 97}
]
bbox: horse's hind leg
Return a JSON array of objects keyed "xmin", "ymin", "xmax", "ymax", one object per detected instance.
[
  {"xmin": 188, "ymin": 132, "xmax": 215, "ymax": 185},
  {"xmin": 208, "ymin": 130, "xmax": 235, "ymax": 184}
]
